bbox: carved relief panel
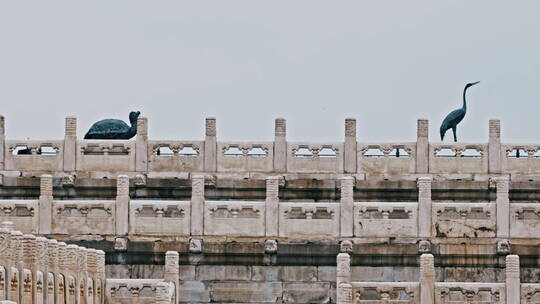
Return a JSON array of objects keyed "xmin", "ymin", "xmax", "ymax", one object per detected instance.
[
  {"xmin": 351, "ymin": 282, "xmax": 419, "ymax": 304},
  {"xmin": 148, "ymin": 140, "xmax": 204, "ymax": 172},
  {"xmin": 5, "ymin": 140, "xmax": 64, "ymax": 171},
  {"xmin": 502, "ymin": 144, "xmax": 540, "ymax": 174},
  {"xmin": 204, "ymin": 201, "xmax": 265, "ymax": 236},
  {"xmin": 130, "ymin": 200, "xmax": 191, "ymax": 235},
  {"xmin": 354, "ymin": 202, "xmax": 418, "ymax": 237},
  {"xmin": 217, "ymin": 142, "xmax": 274, "ymax": 172},
  {"xmin": 434, "ymin": 283, "xmax": 505, "ymax": 304},
  {"xmin": 358, "ymin": 143, "xmax": 416, "ymax": 176},
  {"xmin": 0, "ymin": 200, "xmax": 39, "ymax": 234},
  {"xmin": 510, "ymin": 203, "xmax": 540, "ymax": 238},
  {"xmin": 76, "ymin": 140, "xmax": 136, "ymax": 172},
  {"xmin": 429, "ymin": 143, "xmax": 488, "ymax": 174},
  {"xmin": 522, "ymin": 284, "xmax": 540, "ymax": 304},
  {"xmin": 279, "ymin": 202, "xmax": 340, "ymax": 237},
  {"xmin": 432, "ymin": 202, "xmax": 496, "ymax": 238},
  {"xmin": 52, "ymin": 200, "xmax": 116, "ymax": 235},
  {"xmin": 287, "ymin": 143, "xmax": 344, "ymax": 173},
  {"xmin": 106, "ymin": 279, "xmax": 162, "ymax": 302}
]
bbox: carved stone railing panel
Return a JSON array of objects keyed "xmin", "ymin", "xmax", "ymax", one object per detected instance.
[
  {"xmin": 105, "ymin": 278, "xmax": 174, "ymax": 304},
  {"xmin": 217, "ymin": 141, "xmax": 274, "ymax": 172},
  {"xmin": 4, "ymin": 140, "xmax": 64, "ymax": 172},
  {"xmin": 0, "ymin": 226, "xmax": 106, "ymax": 304},
  {"xmin": 77, "ymin": 140, "xmax": 136, "ymax": 172},
  {"xmin": 522, "ymin": 284, "xmax": 540, "ymax": 303},
  {"xmin": 52, "ymin": 200, "xmax": 116, "ymax": 235},
  {"xmin": 8, "ymin": 267, "xmax": 19, "ymax": 302},
  {"xmin": 510, "ymin": 203, "xmax": 540, "ymax": 238},
  {"xmin": 357, "ymin": 143, "xmax": 416, "ymax": 176},
  {"xmin": 130, "ymin": 200, "xmax": 191, "ymax": 235},
  {"xmin": 204, "ymin": 201, "xmax": 265, "ymax": 236},
  {"xmin": 502, "ymin": 143, "xmax": 540, "ymax": 174},
  {"xmin": 279, "ymin": 202, "xmax": 340, "ymax": 237},
  {"xmin": 287, "ymin": 142, "xmax": 344, "ymax": 173},
  {"xmin": 148, "ymin": 140, "xmax": 204, "ymax": 172},
  {"xmin": 351, "ymin": 282, "xmax": 420, "ymax": 304},
  {"xmin": 0, "ymin": 200, "xmax": 38, "ymax": 234},
  {"xmin": 432, "ymin": 202, "xmax": 496, "ymax": 238},
  {"xmin": 434, "ymin": 282, "xmax": 505, "ymax": 304},
  {"xmin": 353, "ymin": 202, "xmax": 418, "ymax": 237},
  {"xmin": 429, "ymin": 143, "xmax": 488, "ymax": 174}
]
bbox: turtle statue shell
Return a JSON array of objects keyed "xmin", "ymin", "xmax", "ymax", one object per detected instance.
[{"xmin": 84, "ymin": 111, "xmax": 141, "ymax": 140}]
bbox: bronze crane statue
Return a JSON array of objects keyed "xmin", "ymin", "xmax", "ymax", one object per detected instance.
[{"xmin": 440, "ymin": 82, "xmax": 480, "ymax": 142}]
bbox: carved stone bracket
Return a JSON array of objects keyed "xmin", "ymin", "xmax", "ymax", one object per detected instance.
[
  {"xmin": 189, "ymin": 238, "xmax": 202, "ymax": 254},
  {"xmin": 497, "ymin": 240, "xmax": 511, "ymax": 255},
  {"xmin": 264, "ymin": 239, "xmax": 277, "ymax": 254},
  {"xmin": 418, "ymin": 240, "xmax": 432, "ymax": 253},
  {"xmin": 340, "ymin": 240, "xmax": 353, "ymax": 253}
]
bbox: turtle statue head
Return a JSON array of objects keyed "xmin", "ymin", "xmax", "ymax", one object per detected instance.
[{"xmin": 129, "ymin": 111, "xmax": 141, "ymax": 124}]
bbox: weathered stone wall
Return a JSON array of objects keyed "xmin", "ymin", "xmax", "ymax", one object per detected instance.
[{"xmin": 5, "ymin": 115, "xmax": 540, "ymax": 303}]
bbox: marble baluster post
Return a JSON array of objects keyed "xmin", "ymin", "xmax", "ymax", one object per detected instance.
[
  {"xmin": 39, "ymin": 175, "xmax": 53, "ymax": 234},
  {"xmin": 506, "ymin": 254, "xmax": 520, "ymax": 304},
  {"xmin": 344, "ymin": 118, "xmax": 357, "ymax": 173},
  {"xmin": 265, "ymin": 176, "xmax": 280, "ymax": 237},
  {"xmin": 135, "ymin": 116, "xmax": 148, "ymax": 172},
  {"xmin": 489, "ymin": 119, "xmax": 502, "ymax": 174},
  {"xmin": 340, "ymin": 177, "xmax": 354, "ymax": 237},
  {"xmin": 164, "ymin": 251, "xmax": 179, "ymax": 304},
  {"xmin": 416, "ymin": 119, "xmax": 429, "ymax": 174},
  {"xmin": 115, "ymin": 175, "xmax": 129, "ymax": 236},
  {"xmin": 204, "ymin": 118, "xmax": 217, "ymax": 172},
  {"xmin": 273, "ymin": 118, "xmax": 287, "ymax": 173},
  {"xmin": 496, "ymin": 177, "xmax": 510, "ymax": 238},
  {"xmin": 336, "ymin": 253, "xmax": 352, "ymax": 304},
  {"xmin": 191, "ymin": 175, "xmax": 205, "ymax": 236},
  {"xmin": 64, "ymin": 116, "xmax": 77, "ymax": 172},
  {"xmin": 418, "ymin": 177, "xmax": 432, "ymax": 238},
  {"xmin": 420, "ymin": 253, "xmax": 435, "ymax": 304}
]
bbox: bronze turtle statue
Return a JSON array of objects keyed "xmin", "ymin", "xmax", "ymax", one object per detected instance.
[{"xmin": 84, "ymin": 111, "xmax": 140, "ymax": 140}]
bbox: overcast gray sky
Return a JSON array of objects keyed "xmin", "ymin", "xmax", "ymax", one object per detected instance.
[{"xmin": 1, "ymin": 1, "xmax": 539, "ymax": 142}]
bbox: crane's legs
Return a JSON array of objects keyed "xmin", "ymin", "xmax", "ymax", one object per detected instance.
[{"xmin": 452, "ymin": 126, "xmax": 457, "ymax": 142}]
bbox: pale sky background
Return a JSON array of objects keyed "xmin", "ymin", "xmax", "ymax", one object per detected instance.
[{"xmin": 1, "ymin": 1, "xmax": 539, "ymax": 142}]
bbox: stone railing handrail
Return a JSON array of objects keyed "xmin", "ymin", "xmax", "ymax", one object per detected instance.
[
  {"xmin": 1, "ymin": 174, "xmax": 538, "ymax": 240},
  {"xmin": 2, "ymin": 116, "xmax": 539, "ymax": 175},
  {"xmin": 105, "ymin": 279, "xmax": 175, "ymax": 304},
  {"xmin": 0, "ymin": 221, "xmax": 106, "ymax": 303},
  {"xmin": 0, "ymin": 222, "xmax": 179, "ymax": 304},
  {"xmin": 337, "ymin": 253, "xmax": 521, "ymax": 304}
]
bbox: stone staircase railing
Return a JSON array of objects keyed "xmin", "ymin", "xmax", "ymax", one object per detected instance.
[
  {"xmin": 0, "ymin": 222, "xmax": 178, "ymax": 304},
  {"xmin": 0, "ymin": 221, "xmax": 106, "ymax": 304}
]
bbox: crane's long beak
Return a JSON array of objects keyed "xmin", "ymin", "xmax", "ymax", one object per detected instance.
[{"xmin": 470, "ymin": 81, "xmax": 480, "ymax": 86}]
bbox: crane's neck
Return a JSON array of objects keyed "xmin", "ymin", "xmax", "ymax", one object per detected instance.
[{"xmin": 462, "ymin": 85, "xmax": 468, "ymax": 112}]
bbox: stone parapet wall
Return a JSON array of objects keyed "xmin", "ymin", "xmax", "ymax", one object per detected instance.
[
  {"xmin": 1, "ymin": 116, "xmax": 540, "ymax": 177},
  {"xmin": 5, "ymin": 115, "xmax": 540, "ymax": 303},
  {"xmin": 2, "ymin": 174, "xmax": 540, "ymax": 241}
]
